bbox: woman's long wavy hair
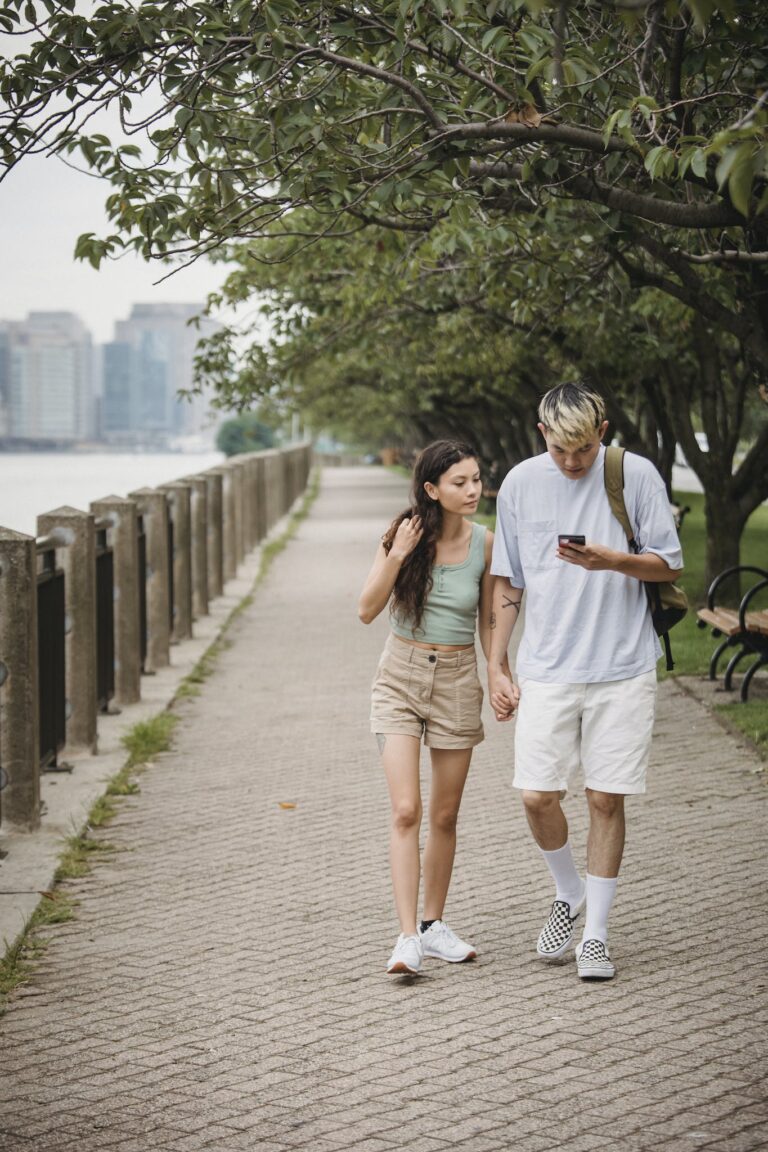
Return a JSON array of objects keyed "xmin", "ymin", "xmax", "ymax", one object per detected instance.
[{"xmin": 382, "ymin": 439, "xmax": 479, "ymax": 631}]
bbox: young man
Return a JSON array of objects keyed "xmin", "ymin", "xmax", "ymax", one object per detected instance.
[{"xmin": 488, "ymin": 382, "xmax": 683, "ymax": 979}]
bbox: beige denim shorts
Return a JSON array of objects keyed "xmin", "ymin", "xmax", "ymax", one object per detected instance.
[{"xmin": 370, "ymin": 633, "xmax": 484, "ymax": 750}]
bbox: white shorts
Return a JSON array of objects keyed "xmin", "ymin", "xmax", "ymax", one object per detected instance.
[{"xmin": 513, "ymin": 671, "xmax": 657, "ymax": 795}]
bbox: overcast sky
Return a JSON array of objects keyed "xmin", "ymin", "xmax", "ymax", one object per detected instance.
[
  {"xmin": 0, "ymin": 147, "xmax": 229, "ymax": 344},
  {"xmin": 0, "ymin": 1, "xmax": 232, "ymax": 346}
]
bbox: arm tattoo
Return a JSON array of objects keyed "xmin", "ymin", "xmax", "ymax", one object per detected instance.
[
  {"xmin": 502, "ymin": 595, "xmax": 522, "ymax": 613},
  {"xmin": 490, "ymin": 611, "xmax": 497, "ymax": 630}
]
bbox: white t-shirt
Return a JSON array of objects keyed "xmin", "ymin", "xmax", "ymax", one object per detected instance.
[{"xmin": 491, "ymin": 446, "xmax": 683, "ymax": 684}]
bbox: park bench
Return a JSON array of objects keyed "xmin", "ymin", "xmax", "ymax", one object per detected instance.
[{"xmin": 696, "ymin": 565, "xmax": 768, "ymax": 702}]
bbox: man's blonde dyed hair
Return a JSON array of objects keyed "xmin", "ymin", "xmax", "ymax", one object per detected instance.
[{"xmin": 538, "ymin": 382, "xmax": 606, "ymax": 447}]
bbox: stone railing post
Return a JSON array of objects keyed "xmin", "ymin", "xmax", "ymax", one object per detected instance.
[
  {"xmin": 241, "ymin": 456, "xmax": 253, "ymax": 553},
  {"xmin": 233, "ymin": 459, "xmax": 247, "ymax": 567},
  {"xmin": 285, "ymin": 448, "xmax": 296, "ymax": 508},
  {"xmin": 205, "ymin": 471, "xmax": 224, "ymax": 599},
  {"xmin": 266, "ymin": 451, "xmax": 283, "ymax": 532},
  {"xmin": 186, "ymin": 475, "xmax": 209, "ymax": 619},
  {"xmin": 261, "ymin": 452, "xmax": 274, "ymax": 534},
  {"xmin": 282, "ymin": 451, "xmax": 292, "ymax": 516},
  {"xmin": 253, "ymin": 454, "xmax": 267, "ymax": 544},
  {"xmin": 128, "ymin": 488, "xmax": 170, "ymax": 672},
  {"xmin": 36, "ymin": 507, "xmax": 98, "ymax": 757},
  {"xmin": 90, "ymin": 496, "xmax": 141, "ymax": 706},
  {"xmin": 157, "ymin": 482, "xmax": 193, "ymax": 642},
  {"xmin": 0, "ymin": 529, "xmax": 40, "ymax": 829},
  {"xmin": 252, "ymin": 456, "xmax": 264, "ymax": 550},
  {"xmin": 218, "ymin": 464, "xmax": 237, "ymax": 581}
]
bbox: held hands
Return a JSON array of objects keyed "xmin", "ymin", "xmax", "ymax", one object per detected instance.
[
  {"xmin": 489, "ymin": 670, "xmax": 520, "ymax": 723},
  {"xmin": 556, "ymin": 540, "xmax": 619, "ymax": 571},
  {"xmin": 390, "ymin": 515, "xmax": 424, "ymax": 561}
]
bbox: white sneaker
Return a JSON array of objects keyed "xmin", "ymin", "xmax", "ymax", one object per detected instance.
[
  {"xmin": 419, "ymin": 920, "xmax": 477, "ymax": 963},
  {"xmin": 386, "ymin": 933, "xmax": 423, "ymax": 974}
]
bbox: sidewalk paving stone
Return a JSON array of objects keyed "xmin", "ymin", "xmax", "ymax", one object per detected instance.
[{"xmin": 0, "ymin": 466, "xmax": 766, "ymax": 1151}]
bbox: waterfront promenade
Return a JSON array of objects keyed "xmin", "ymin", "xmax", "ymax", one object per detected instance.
[{"xmin": 1, "ymin": 467, "xmax": 766, "ymax": 1151}]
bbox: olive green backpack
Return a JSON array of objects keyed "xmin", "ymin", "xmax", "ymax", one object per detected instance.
[{"xmin": 604, "ymin": 446, "xmax": 688, "ymax": 671}]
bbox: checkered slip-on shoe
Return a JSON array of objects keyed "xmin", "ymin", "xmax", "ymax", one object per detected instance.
[
  {"xmin": 536, "ymin": 891, "xmax": 586, "ymax": 960},
  {"xmin": 576, "ymin": 938, "xmax": 616, "ymax": 980}
]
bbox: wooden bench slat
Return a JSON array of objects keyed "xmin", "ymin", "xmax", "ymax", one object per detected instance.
[
  {"xmin": 696, "ymin": 608, "xmax": 741, "ymax": 635},
  {"xmin": 696, "ymin": 607, "xmax": 768, "ymax": 637},
  {"xmin": 749, "ymin": 611, "xmax": 768, "ymax": 635}
]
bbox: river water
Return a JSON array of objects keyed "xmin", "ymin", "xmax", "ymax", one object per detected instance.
[
  {"xmin": 0, "ymin": 452, "xmax": 707, "ymax": 539},
  {"xmin": 0, "ymin": 452, "xmax": 225, "ymax": 536}
]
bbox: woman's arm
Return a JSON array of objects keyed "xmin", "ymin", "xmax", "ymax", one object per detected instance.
[
  {"xmin": 488, "ymin": 575, "xmax": 523, "ymax": 719},
  {"xmin": 478, "ymin": 531, "xmax": 513, "ymax": 673},
  {"xmin": 358, "ymin": 516, "xmax": 423, "ymax": 624}
]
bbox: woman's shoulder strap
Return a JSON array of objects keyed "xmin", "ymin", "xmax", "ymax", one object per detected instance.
[{"xmin": 470, "ymin": 520, "xmax": 487, "ymax": 560}]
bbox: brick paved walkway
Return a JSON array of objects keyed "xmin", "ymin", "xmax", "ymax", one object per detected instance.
[{"xmin": 1, "ymin": 468, "xmax": 766, "ymax": 1152}]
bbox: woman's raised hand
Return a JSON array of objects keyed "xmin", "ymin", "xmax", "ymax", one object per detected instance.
[{"xmin": 390, "ymin": 515, "xmax": 423, "ymax": 560}]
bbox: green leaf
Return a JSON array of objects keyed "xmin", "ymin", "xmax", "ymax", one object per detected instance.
[
  {"xmin": 644, "ymin": 145, "xmax": 675, "ymax": 182},
  {"xmin": 727, "ymin": 151, "xmax": 756, "ymax": 217},
  {"xmin": 690, "ymin": 148, "xmax": 708, "ymax": 179},
  {"xmin": 602, "ymin": 110, "xmax": 621, "ymax": 147}
]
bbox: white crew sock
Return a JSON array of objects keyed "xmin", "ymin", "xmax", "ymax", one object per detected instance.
[
  {"xmin": 583, "ymin": 873, "xmax": 618, "ymax": 944},
  {"xmin": 539, "ymin": 842, "xmax": 584, "ymax": 908}
]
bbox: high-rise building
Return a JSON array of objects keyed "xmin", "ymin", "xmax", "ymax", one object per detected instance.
[
  {"xmin": 0, "ymin": 322, "xmax": 10, "ymax": 437},
  {"xmin": 102, "ymin": 303, "xmax": 221, "ymax": 447},
  {"xmin": 1, "ymin": 312, "xmax": 95, "ymax": 444}
]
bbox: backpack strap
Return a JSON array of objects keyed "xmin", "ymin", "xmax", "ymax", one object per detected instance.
[
  {"xmin": 604, "ymin": 445, "xmax": 636, "ymax": 550},
  {"xmin": 605, "ymin": 445, "xmax": 676, "ymax": 671}
]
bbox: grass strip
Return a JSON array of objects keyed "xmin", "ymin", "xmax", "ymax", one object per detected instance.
[{"xmin": 714, "ymin": 698, "xmax": 768, "ymax": 763}]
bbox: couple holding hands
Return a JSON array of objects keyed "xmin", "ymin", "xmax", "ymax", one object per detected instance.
[{"xmin": 358, "ymin": 382, "xmax": 683, "ymax": 980}]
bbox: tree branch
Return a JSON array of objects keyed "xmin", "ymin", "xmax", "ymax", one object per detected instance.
[
  {"xmin": 671, "ymin": 249, "xmax": 768, "ymax": 264},
  {"xmin": 565, "ymin": 171, "xmax": 743, "ymax": 228}
]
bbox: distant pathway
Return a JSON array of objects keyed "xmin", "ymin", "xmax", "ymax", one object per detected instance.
[{"xmin": 1, "ymin": 467, "xmax": 766, "ymax": 1152}]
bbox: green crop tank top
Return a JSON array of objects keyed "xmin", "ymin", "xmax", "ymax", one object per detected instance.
[{"xmin": 390, "ymin": 521, "xmax": 487, "ymax": 645}]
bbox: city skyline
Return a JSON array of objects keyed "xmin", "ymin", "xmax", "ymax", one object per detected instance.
[
  {"xmin": 0, "ymin": 149, "xmax": 229, "ymax": 345},
  {"xmin": 0, "ymin": 303, "xmax": 223, "ymax": 449}
]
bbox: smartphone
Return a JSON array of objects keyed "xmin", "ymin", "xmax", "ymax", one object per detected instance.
[{"xmin": 558, "ymin": 534, "xmax": 586, "ymax": 546}]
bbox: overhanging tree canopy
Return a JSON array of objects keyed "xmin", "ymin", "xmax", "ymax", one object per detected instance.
[
  {"xmin": 1, "ymin": 0, "xmax": 766, "ymax": 581},
  {"xmin": 1, "ymin": 1, "xmax": 765, "ymax": 260}
]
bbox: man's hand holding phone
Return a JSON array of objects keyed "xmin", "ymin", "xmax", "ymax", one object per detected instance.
[{"xmin": 557, "ymin": 533, "xmax": 619, "ymax": 571}]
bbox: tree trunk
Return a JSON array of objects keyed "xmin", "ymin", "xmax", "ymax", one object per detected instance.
[{"xmin": 702, "ymin": 489, "xmax": 746, "ymax": 603}]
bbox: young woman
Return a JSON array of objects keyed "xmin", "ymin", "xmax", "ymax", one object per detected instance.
[{"xmin": 359, "ymin": 440, "xmax": 506, "ymax": 975}]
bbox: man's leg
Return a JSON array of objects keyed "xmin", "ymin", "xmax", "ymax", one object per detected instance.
[
  {"xmin": 585, "ymin": 788, "xmax": 625, "ymax": 877},
  {"xmin": 513, "ymin": 681, "xmax": 586, "ymax": 960},
  {"xmin": 576, "ymin": 670, "xmax": 655, "ymax": 979},
  {"xmin": 522, "ymin": 790, "xmax": 583, "ymax": 901},
  {"xmin": 522, "ymin": 791, "xmax": 586, "ymax": 959},
  {"xmin": 521, "ymin": 789, "xmax": 568, "ymax": 850},
  {"xmin": 583, "ymin": 788, "xmax": 624, "ymax": 944}
]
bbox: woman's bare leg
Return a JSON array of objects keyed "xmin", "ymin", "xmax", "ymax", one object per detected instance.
[
  {"xmin": 422, "ymin": 747, "xmax": 472, "ymax": 921},
  {"xmin": 381, "ymin": 734, "xmax": 422, "ymax": 936}
]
